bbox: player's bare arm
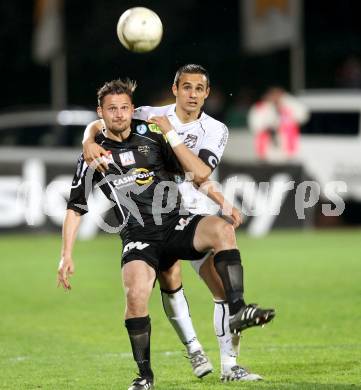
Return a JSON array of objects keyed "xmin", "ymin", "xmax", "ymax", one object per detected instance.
[
  {"xmin": 199, "ymin": 181, "xmax": 242, "ymax": 227},
  {"xmin": 82, "ymin": 120, "xmax": 108, "ymax": 172},
  {"xmin": 57, "ymin": 209, "xmax": 81, "ymax": 290},
  {"xmin": 147, "ymin": 115, "xmax": 211, "ymax": 185}
]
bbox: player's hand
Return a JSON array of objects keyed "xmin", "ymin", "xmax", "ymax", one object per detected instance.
[
  {"xmin": 57, "ymin": 256, "xmax": 75, "ymax": 290},
  {"xmin": 222, "ymin": 206, "xmax": 242, "ymax": 228},
  {"xmin": 83, "ymin": 141, "xmax": 109, "ymax": 173},
  {"xmin": 147, "ymin": 116, "xmax": 173, "ymax": 134},
  {"xmin": 229, "ymin": 206, "xmax": 242, "ymax": 228}
]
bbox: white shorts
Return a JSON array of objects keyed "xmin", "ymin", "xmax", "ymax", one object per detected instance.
[
  {"xmin": 187, "ymin": 209, "xmax": 224, "ymax": 275},
  {"xmin": 190, "ymin": 250, "xmax": 213, "ymax": 275}
]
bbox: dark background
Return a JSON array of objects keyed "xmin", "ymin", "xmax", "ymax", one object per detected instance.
[{"xmin": 1, "ymin": 0, "xmax": 361, "ymax": 112}]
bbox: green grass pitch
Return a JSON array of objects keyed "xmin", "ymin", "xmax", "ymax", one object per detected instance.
[{"xmin": 1, "ymin": 229, "xmax": 361, "ymax": 389}]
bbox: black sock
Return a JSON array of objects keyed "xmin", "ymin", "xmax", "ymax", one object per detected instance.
[
  {"xmin": 125, "ymin": 316, "xmax": 153, "ymax": 379},
  {"xmin": 214, "ymin": 249, "xmax": 246, "ymax": 316}
]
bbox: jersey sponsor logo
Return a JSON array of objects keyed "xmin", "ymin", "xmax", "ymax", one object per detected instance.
[
  {"xmin": 183, "ymin": 134, "xmax": 198, "ymax": 149},
  {"xmin": 112, "ymin": 168, "xmax": 155, "ymax": 188},
  {"xmin": 119, "ymin": 151, "xmax": 135, "ymax": 166},
  {"xmin": 136, "ymin": 124, "xmax": 148, "ymax": 135},
  {"xmin": 138, "ymin": 145, "xmax": 150, "ymax": 156},
  {"xmin": 175, "ymin": 215, "xmax": 196, "ymax": 231},
  {"xmin": 123, "ymin": 241, "xmax": 150, "ymax": 254},
  {"xmin": 134, "ymin": 168, "xmax": 154, "ymax": 185},
  {"xmin": 148, "ymin": 123, "xmax": 162, "ymax": 134}
]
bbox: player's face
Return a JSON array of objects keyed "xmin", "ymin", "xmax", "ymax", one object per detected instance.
[
  {"xmin": 97, "ymin": 93, "xmax": 134, "ymax": 134},
  {"xmin": 172, "ymin": 73, "xmax": 210, "ymax": 114}
]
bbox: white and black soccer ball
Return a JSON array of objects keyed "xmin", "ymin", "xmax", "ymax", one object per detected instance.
[{"xmin": 116, "ymin": 7, "xmax": 163, "ymax": 53}]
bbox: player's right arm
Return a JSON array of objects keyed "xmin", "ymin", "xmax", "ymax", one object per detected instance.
[
  {"xmin": 58, "ymin": 155, "xmax": 91, "ymax": 290},
  {"xmin": 58, "ymin": 209, "xmax": 81, "ymax": 290},
  {"xmin": 82, "ymin": 120, "xmax": 108, "ymax": 171},
  {"xmin": 199, "ymin": 181, "xmax": 242, "ymax": 227},
  {"xmin": 148, "ymin": 116, "xmax": 212, "ymax": 186},
  {"xmin": 82, "ymin": 106, "xmax": 161, "ymax": 170}
]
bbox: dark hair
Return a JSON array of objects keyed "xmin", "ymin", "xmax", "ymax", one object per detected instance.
[
  {"xmin": 173, "ymin": 64, "xmax": 210, "ymax": 87},
  {"xmin": 97, "ymin": 78, "xmax": 137, "ymax": 106}
]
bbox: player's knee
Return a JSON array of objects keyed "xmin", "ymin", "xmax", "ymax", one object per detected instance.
[
  {"xmin": 126, "ymin": 285, "xmax": 151, "ymax": 309},
  {"xmin": 213, "ymin": 220, "xmax": 236, "ymax": 248},
  {"xmin": 223, "ymin": 222, "xmax": 236, "ymax": 243}
]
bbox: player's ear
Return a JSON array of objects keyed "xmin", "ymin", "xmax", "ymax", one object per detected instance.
[
  {"xmin": 205, "ymin": 87, "xmax": 210, "ymax": 99},
  {"xmin": 172, "ymin": 84, "xmax": 178, "ymax": 97},
  {"xmin": 97, "ymin": 106, "xmax": 103, "ymax": 119}
]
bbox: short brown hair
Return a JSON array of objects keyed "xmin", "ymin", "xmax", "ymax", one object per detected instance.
[
  {"xmin": 97, "ymin": 78, "xmax": 137, "ymax": 106},
  {"xmin": 173, "ymin": 64, "xmax": 210, "ymax": 88}
]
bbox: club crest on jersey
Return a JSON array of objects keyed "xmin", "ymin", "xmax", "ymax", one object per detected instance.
[
  {"xmin": 136, "ymin": 124, "xmax": 148, "ymax": 135},
  {"xmin": 183, "ymin": 134, "xmax": 198, "ymax": 148},
  {"xmin": 119, "ymin": 151, "xmax": 135, "ymax": 166},
  {"xmin": 138, "ymin": 145, "xmax": 150, "ymax": 156}
]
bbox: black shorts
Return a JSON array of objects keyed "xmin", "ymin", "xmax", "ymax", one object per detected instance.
[{"xmin": 121, "ymin": 214, "xmax": 206, "ymax": 272}]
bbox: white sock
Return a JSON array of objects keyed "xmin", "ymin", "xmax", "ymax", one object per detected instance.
[
  {"xmin": 161, "ymin": 287, "xmax": 202, "ymax": 354},
  {"xmin": 214, "ymin": 300, "xmax": 240, "ymax": 373}
]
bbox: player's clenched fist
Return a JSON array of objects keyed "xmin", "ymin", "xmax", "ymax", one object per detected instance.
[
  {"xmin": 228, "ymin": 206, "xmax": 242, "ymax": 228},
  {"xmin": 57, "ymin": 257, "xmax": 75, "ymax": 290}
]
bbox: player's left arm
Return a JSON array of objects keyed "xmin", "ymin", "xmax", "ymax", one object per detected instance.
[
  {"xmin": 148, "ymin": 116, "xmax": 217, "ymax": 186},
  {"xmin": 82, "ymin": 120, "xmax": 108, "ymax": 172}
]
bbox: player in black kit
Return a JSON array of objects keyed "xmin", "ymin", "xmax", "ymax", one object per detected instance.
[{"xmin": 57, "ymin": 79, "xmax": 275, "ymax": 390}]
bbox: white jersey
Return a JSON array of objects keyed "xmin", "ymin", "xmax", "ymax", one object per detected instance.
[{"xmin": 133, "ymin": 103, "xmax": 228, "ymax": 215}]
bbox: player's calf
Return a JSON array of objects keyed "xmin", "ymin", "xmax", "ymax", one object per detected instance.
[{"xmin": 213, "ymin": 249, "xmax": 246, "ymax": 315}]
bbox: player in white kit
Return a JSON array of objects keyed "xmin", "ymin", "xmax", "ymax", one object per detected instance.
[{"xmin": 82, "ymin": 65, "xmax": 272, "ymax": 381}]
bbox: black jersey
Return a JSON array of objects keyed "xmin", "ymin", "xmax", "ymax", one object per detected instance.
[{"xmin": 67, "ymin": 119, "xmax": 185, "ymax": 240}]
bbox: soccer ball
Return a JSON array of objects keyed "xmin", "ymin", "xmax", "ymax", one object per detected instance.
[{"xmin": 116, "ymin": 7, "xmax": 163, "ymax": 53}]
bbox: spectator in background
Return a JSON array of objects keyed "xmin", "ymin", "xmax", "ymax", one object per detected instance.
[{"xmin": 248, "ymin": 87, "xmax": 309, "ymax": 161}]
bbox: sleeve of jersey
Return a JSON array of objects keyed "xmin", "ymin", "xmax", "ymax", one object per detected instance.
[
  {"xmin": 67, "ymin": 155, "xmax": 90, "ymax": 215},
  {"xmin": 133, "ymin": 106, "xmax": 155, "ymax": 121},
  {"xmin": 198, "ymin": 122, "xmax": 229, "ymax": 170}
]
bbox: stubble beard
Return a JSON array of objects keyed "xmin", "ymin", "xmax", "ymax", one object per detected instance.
[{"xmin": 108, "ymin": 120, "xmax": 131, "ymax": 136}]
